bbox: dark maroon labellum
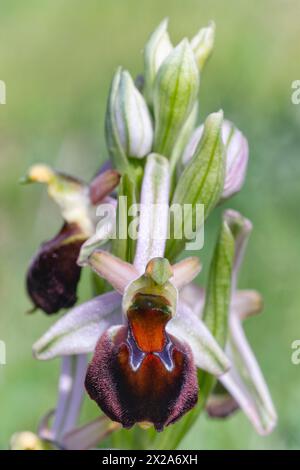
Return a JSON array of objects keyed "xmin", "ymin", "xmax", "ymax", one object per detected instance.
[
  {"xmin": 85, "ymin": 293, "xmax": 198, "ymax": 430},
  {"xmin": 26, "ymin": 223, "xmax": 85, "ymax": 314}
]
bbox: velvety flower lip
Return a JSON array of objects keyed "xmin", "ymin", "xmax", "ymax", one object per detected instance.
[
  {"xmin": 85, "ymin": 322, "xmax": 198, "ymax": 431},
  {"xmin": 27, "ymin": 222, "xmax": 85, "ymax": 314}
]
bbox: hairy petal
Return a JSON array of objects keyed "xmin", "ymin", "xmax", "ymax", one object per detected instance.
[{"xmin": 33, "ymin": 292, "xmax": 122, "ymax": 360}]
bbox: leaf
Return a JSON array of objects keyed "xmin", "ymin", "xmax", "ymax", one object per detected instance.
[{"xmin": 167, "ymin": 301, "xmax": 230, "ymax": 376}]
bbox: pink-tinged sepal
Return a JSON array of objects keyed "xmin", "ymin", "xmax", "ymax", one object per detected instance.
[{"xmin": 27, "ymin": 223, "xmax": 86, "ymax": 314}]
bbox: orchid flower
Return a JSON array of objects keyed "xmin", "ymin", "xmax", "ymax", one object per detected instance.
[
  {"xmin": 22, "ymin": 164, "xmax": 120, "ymax": 314},
  {"xmin": 33, "ymin": 153, "xmax": 231, "ymax": 434}
]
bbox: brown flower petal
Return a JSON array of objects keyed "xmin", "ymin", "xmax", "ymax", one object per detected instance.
[
  {"xmin": 26, "ymin": 223, "xmax": 86, "ymax": 314},
  {"xmin": 206, "ymin": 391, "xmax": 239, "ymax": 419}
]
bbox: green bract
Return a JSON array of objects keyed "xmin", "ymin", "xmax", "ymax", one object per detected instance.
[
  {"xmin": 166, "ymin": 110, "xmax": 225, "ymax": 260},
  {"xmin": 153, "ymin": 39, "xmax": 199, "ymax": 158}
]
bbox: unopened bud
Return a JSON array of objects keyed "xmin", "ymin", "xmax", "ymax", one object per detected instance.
[
  {"xmin": 105, "ymin": 68, "xmax": 153, "ymax": 171},
  {"xmin": 182, "ymin": 119, "xmax": 248, "ymax": 201},
  {"xmin": 144, "ymin": 18, "xmax": 173, "ymax": 105},
  {"xmin": 153, "ymin": 39, "xmax": 199, "ymax": 158}
]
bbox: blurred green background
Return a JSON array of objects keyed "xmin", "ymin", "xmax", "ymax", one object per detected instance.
[{"xmin": 1, "ymin": 0, "xmax": 300, "ymax": 450}]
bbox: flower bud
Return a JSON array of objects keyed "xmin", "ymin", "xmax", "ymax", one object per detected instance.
[
  {"xmin": 182, "ymin": 119, "xmax": 248, "ymax": 201},
  {"xmin": 10, "ymin": 431, "xmax": 46, "ymax": 450},
  {"xmin": 105, "ymin": 68, "xmax": 153, "ymax": 170},
  {"xmin": 166, "ymin": 111, "xmax": 225, "ymax": 260},
  {"xmin": 191, "ymin": 21, "xmax": 215, "ymax": 71},
  {"xmin": 153, "ymin": 39, "xmax": 199, "ymax": 158},
  {"xmin": 144, "ymin": 18, "xmax": 173, "ymax": 105}
]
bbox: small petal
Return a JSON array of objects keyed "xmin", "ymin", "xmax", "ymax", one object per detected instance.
[
  {"xmin": 233, "ymin": 289, "xmax": 263, "ymax": 320},
  {"xmin": 87, "ymin": 251, "xmax": 138, "ymax": 294},
  {"xmin": 167, "ymin": 302, "xmax": 230, "ymax": 376},
  {"xmin": 33, "ymin": 292, "xmax": 122, "ymax": 360},
  {"xmin": 27, "ymin": 223, "xmax": 86, "ymax": 314},
  {"xmin": 89, "ymin": 169, "xmax": 120, "ymax": 205},
  {"xmin": 171, "ymin": 257, "xmax": 201, "ymax": 289}
]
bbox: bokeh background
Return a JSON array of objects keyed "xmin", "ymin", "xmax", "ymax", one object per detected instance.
[{"xmin": 1, "ymin": 0, "xmax": 300, "ymax": 450}]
